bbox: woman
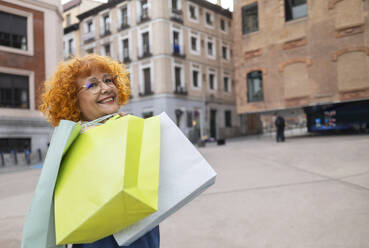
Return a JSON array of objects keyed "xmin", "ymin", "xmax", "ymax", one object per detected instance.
[{"xmin": 40, "ymin": 54, "xmax": 159, "ymax": 248}]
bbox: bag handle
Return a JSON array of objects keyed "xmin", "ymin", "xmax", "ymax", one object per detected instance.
[{"xmin": 81, "ymin": 113, "xmax": 116, "ymax": 128}]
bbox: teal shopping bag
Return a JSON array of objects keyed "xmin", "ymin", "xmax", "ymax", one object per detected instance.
[{"xmin": 21, "ymin": 120, "xmax": 81, "ymax": 248}]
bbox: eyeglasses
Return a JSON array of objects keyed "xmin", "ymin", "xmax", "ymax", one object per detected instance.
[{"xmin": 78, "ymin": 74, "xmax": 117, "ymax": 95}]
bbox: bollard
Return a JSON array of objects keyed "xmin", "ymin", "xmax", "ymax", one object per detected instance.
[
  {"xmin": 0, "ymin": 152, "xmax": 4, "ymax": 167},
  {"xmin": 12, "ymin": 150, "xmax": 18, "ymax": 165},
  {"xmin": 38, "ymin": 148, "xmax": 42, "ymax": 162}
]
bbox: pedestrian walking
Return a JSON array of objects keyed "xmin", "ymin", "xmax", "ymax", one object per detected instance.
[{"xmin": 275, "ymin": 113, "xmax": 285, "ymax": 142}]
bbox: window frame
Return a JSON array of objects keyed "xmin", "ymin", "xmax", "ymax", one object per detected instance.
[
  {"xmin": 207, "ymin": 67, "xmax": 217, "ymax": 91},
  {"xmin": 284, "ymin": 0, "xmax": 308, "ymax": 22},
  {"xmin": 247, "ymin": 70, "xmax": 264, "ymax": 102},
  {"xmin": 187, "ymin": 2, "xmax": 199, "ymax": 23},
  {"xmin": 206, "ymin": 36, "xmax": 216, "ymax": 60},
  {"xmin": 191, "ymin": 63, "xmax": 202, "ymax": 89},
  {"xmin": 241, "ymin": 2, "xmax": 259, "ymax": 35},
  {"xmin": 223, "ymin": 73, "xmax": 232, "ymax": 93},
  {"xmin": 204, "ymin": 10, "xmax": 214, "ymax": 29},
  {"xmin": 0, "ymin": 5, "xmax": 34, "ymax": 56},
  {"xmin": 189, "ymin": 31, "xmax": 200, "ymax": 56},
  {"xmin": 0, "ymin": 66, "xmax": 35, "ymax": 111}
]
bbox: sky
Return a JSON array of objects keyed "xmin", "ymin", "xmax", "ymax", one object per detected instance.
[{"xmin": 60, "ymin": 0, "xmax": 234, "ymax": 11}]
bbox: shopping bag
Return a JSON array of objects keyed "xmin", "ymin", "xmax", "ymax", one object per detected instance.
[
  {"xmin": 54, "ymin": 115, "xmax": 160, "ymax": 245},
  {"xmin": 113, "ymin": 112, "xmax": 216, "ymax": 246},
  {"xmin": 21, "ymin": 120, "xmax": 81, "ymax": 248}
]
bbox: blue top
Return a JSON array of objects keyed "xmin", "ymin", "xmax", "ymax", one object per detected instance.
[{"xmin": 72, "ymin": 226, "xmax": 160, "ymax": 248}]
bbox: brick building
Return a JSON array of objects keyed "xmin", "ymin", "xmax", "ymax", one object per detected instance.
[
  {"xmin": 0, "ymin": 0, "xmax": 63, "ymax": 163},
  {"xmin": 233, "ymin": 0, "xmax": 369, "ymax": 133}
]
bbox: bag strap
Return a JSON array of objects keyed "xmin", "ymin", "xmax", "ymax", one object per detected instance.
[{"xmin": 81, "ymin": 113, "xmax": 116, "ymax": 128}]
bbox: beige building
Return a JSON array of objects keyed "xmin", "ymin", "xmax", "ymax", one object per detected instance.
[
  {"xmin": 0, "ymin": 0, "xmax": 63, "ymax": 162},
  {"xmin": 233, "ymin": 0, "xmax": 369, "ymax": 133},
  {"xmin": 71, "ymin": 0, "xmax": 240, "ymax": 140},
  {"xmin": 63, "ymin": 0, "xmax": 102, "ymax": 59}
]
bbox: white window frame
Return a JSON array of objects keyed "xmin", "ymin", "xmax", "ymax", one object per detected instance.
[
  {"xmin": 220, "ymin": 18, "xmax": 227, "ymax": 33},
  {"xmin": 187, "ymin": 2, "xmax": 199, "ymax": 23},
  {"xmin": 222, "ymin": 72, "xmax": 232, "ymax": 93},
  {"xmin": 204, "ymin": 10, "xmax": 214, "ymax": 29},
  {"xmin": 222, "ymin": 43, "xmax": 230, "ymax": 61},
  {"xmin": 189, "ymin": 31, "xmax": 200, "ymax": 56},
  {"xmin": 0, "ymin": 66, "xmax": 35, "ymax": 111},
  {"xmin": 172, "ymin": 59, "xmax": 185, "ymax": 91},
  {"xmin": 170, "ymin": 24, "xmax": 183, "ymax": 53},
  {"xmin": 99, "ymin": 10, "xmax": 111, "ymax": 36},
  {"xmin": 0, "ymin": 5, "xmax": 34, "ymax": 56},
  {"xmin": 139, "ymin": 62, "xmax": 154, "ymax": 94},
  {"xmin": 206, "ymin": 36, "xmax": 216, "ymax": 60},
  {"xmin": 100, "ymin": 42, "xmax": 113, "ymax": 57},
  {"xmin": 191, "ymin": 63, "xmax": 202, "ymax": 89},
  {"xmin": 137, "ymin": 24, "xmax": 152, "ymax": 57},
  {"xmin": 119, "ymin": 32, "xmax": 131, "ymax": 62},
  {"xmin": 117, "ymin": 2, "xmax": 130, "ymax": 29},
  {"xmin": 207, "ymin": 67, "xmax": 217, "ymax": 91},
  {"xmin": 169, "ymin": 0, "xmax": 182, "ymax": 10},
  {"xmin": 136, "ymin": 0, "xmax": 152, "ymax": 23}
]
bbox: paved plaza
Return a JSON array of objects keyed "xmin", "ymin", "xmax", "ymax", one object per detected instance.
[{"xmin": 1, "ymin": 134, "xmax": 369, "ymax": 247}]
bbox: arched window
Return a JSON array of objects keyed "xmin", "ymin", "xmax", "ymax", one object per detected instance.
[{"xmin": 247, "ymin": 71, "xmax": 263, "ymax": 102}]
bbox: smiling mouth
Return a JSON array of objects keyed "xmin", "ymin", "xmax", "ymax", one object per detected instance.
[{"xmin": 98, "ymin": 97, "xmax": 115, "ymax": 104}]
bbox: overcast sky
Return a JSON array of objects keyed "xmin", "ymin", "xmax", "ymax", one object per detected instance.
[{"xmin": 60, "ymin": 0, "xmax": 234, "ymax": 11}]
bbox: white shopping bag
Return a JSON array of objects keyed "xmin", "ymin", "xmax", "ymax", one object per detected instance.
[{"xmin": 113, "ymin": 112, "xmax": 216, "ymax": 245}]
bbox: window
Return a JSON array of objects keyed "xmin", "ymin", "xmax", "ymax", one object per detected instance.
[
  {"xmin": 247, "ymin": 71, "xmax": 263, "ymax": 102},
  {"xmin": 189, "ymin": 32, "xmax": 200, "ymax": 55},
  {"xmin": 205, "ymin": 11, "xmax": 213, "ymax": 26},
  {"xmin": 101, "ymin": 14, "xmax": 111, "ymax": 35},
  {"xmin": 120, "ymin": 5, "xmax": 129, "ymax": 28},
  {"xmin": 206, "ymin": 37, "xmax": 215, "ymax": 59},
  {"xmin": 172, "ymin": 30, "xmax": 181, "ymax": 54},
  {"xmin": 66, "ymin": 14, "xmax": 71, "ymax": 26},
  {"xmin": 142, "ymin": 32, "xmax": 150, "ymax": 55},
  {"xmin": 86, "ymin": 47, "xmax": 94, "ymax": 54},
  {"xmin": 122, "ymin": 38, "xmax": 129, "ymax": 61},
  {"xmin": 222, "ymin": 45, "xmax": 228, "ymax": 60},
  {"xmin": 192, "ymin": 70, "xmax": 199, "ymax": 87},
  {"xmin": 142, "ymin": 67, "xmax": 152, "ymax": 95},
  {"xmin": 188, "ymin": 3, "xmax": 198, "ymax": 21},
  {"xmin": 220, "ymin": 19, "xmax": 226, "ymax": 31},
  {"xmin": 223, "ymin": 76, "xmax": 231, "ymax": 92},
  {"xmin": 0, "ymin": 138, "xmax": 30, "ymax": 153},
  {"xmin": 0, "ymin": 73, "xmax": 29, "ymax": 109},
  {"xmin": 87, "ymin": 20, "xmax": 93, "ymax": 33},
  {"xmin": 0, "ymin": 11, "xmax": 28, "ymax": 51},
  {"xmin": 140, "ymin": 0, "xmax": 150, "ymax": 22},
  {"xmin": 285, "ymin": 0, "xmax": 307, "ymax": 21},
  {"xmin": 68, "ymin": 38, "xmax": 74, "ymax": 56},
  {"xmin": 242, "ymin": 3, "xmax": 259, "ymax": 34},
  {"xmin": 103, "ymin": 43, "xmax": 111, "ymax": 57},
  {"xmin": 208, "ymin": 70, "xmax": 217, "ymax": 90},
  {"xmin": 174, "ymin": 66, "xmax": 184, "ymax": 92},
  {"xmin": 225, "ymin": 111, "xmax": 232, "ymax": 127},
  {"xmin": 172, "ymin": 0, "xmax": 179, "ymax": 10}
]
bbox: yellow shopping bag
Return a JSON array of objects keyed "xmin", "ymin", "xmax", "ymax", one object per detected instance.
[{"xmin": 54, "ymin": 115, "xmax": 160, "ymax": 245}]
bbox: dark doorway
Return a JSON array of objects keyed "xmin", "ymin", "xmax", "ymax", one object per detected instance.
[{"xmin": 210, "ymin": 109, "xmax": 217, "ymax": 139}]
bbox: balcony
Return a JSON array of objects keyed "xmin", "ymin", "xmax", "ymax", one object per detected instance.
[
  {"xmin": 174, "ymin": 85, "xmax": 187, "ymax": 95},
  {"xmin": 137, "ymin": 9, "xmax": 150, "ymax": 24},
  {"xmin": 83, "ymin": 31, "xmax": 95, "ymax": 44},
  {"xmin": 139, "ymin": 90, "xmax": 154, "ymax": 97},
  {"xmin": 138, "ymin": 45, "xmax": 152, "ymax": 59},
  {"xmin": 172, "ymin": 43, "xmax": 185, "ymax": 58},
  {"xmin": 122, "ymin": 56, "xmax": 131, "ymax": 63},
  {"xmin": 118, "ymin": 22, "xmax": 130, "ymax": 31},
  {"xmin": 100, "ymin": 29, "xmax": 111, "ymax": 38},
  {"xmin": 170, "ymin": 9, "xmax": 183, "ymax": 23}
]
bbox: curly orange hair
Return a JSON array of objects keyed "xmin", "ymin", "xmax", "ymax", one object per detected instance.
[{"xmin": 40, "ymin": 54, "xmax": 130, "ymax": 126}]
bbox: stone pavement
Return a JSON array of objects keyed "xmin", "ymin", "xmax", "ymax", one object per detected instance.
[{"xmin": 1, "ymin": 134, "xmax": 369, "ymax": 247}]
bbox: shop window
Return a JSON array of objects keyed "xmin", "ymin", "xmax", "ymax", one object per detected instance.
[{"xmin": 0, "ymin": 73, "xmax": 29, "ymax": 109}]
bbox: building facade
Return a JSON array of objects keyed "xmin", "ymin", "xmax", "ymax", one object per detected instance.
[
  {"xmin": 0, "ymin": 0, "xmax": 63, "ymax": 163},
  {"xmin": 72, "ymin": 0, "xmax": 240, "ymax": 141},
  {"xmin": 233, "ymin": 0, "xmax": 369, "ymax": 132}
]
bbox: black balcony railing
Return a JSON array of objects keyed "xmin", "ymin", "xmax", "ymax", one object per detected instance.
[
  {"xmin": 170, "ymin": 9, "xmax": 183, "ymax": 23},
  {"xmin": 172, "ymin": 44, "xmax": 185, "ymax": 58},
  {"xmin": 138, "ymin": 45, "xmax": 152, "ymax": 59},
  {"xmin": 123, "ymin": 56, "xmax": 131, "ymax": 63},
  {"xmin": 100, "ymin": 29, "xmax": 111, "ymax": 38},
  {"xmin": 118, "ymin": 23, "xmax": 130, "ymax": 31},
  {"xmin": 174, "ymin": 85, "xmax": 187, "ymax": 95}
]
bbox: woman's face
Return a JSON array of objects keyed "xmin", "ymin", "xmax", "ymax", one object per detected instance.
[{"xmin": 77, "ymin": 70, "xmax": 120, "ymax": 121}]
